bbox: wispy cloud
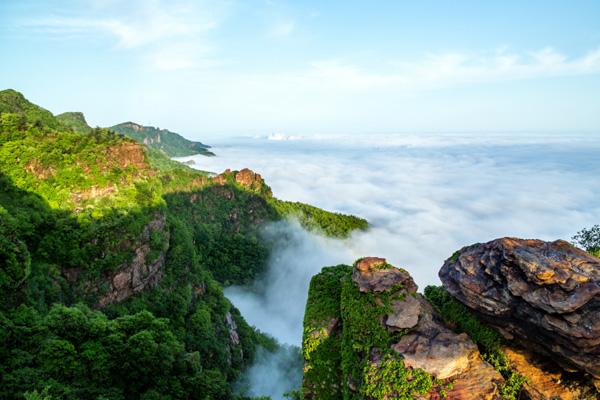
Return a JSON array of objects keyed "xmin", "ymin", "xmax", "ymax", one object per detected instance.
[
  {"xmin": 23, "ymin": 0, "xmax": 225, "ymax": 70},
  {"xmin": 298, "ymin": 47, "xmax": 600, "ymax": 91}
]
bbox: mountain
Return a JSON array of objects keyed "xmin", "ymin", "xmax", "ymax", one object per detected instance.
[
  {"xmin": 302, "ymin": 245, "xmax": 599, "ymax": 399},
  {"xmin": 0, "ymin": 89, "xmax": 63, "ymax": 130},
  {"xmin": 0, "ymin": 89, "xmax": 367, "ymax": 399},
  {"xmin": 56, "ymin": 111, "xmax": 92, "ymax": 134},
  {"xmin": 111, "ymin": 121, "xmax": 215, "ymax": 157}
]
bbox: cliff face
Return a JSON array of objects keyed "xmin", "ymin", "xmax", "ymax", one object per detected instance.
[
  {"xmin": 303, "ymin": 245, "xmax": 600, "ymax": 399},
  {"xmin": 439, "ymin": 238, "xmax": 600, "ymax": 394}
]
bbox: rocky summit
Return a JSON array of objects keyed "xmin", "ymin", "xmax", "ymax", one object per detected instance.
[
  {"xmin": 439, "ymin": 237, "xmax": 600, "ymax": 389},
  {"xmin": 302, "ymin": 258, "xmax": 505, "ymax": 400}
]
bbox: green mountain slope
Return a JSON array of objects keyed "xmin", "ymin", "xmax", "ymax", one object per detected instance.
[
  {"xmin": 0, "ymin": 89, "xmax": 367, "ymax": 399},
  {"xmin": 111, "ymin": 121, "xmax": 215, "ymax": 157},
  {"xmin": 0, "ymin": 89, "xmax": 63, "ymax": 130},
  {"xmin": 56, "ymin": 112, "xmax": 92, "ymax": 134}
]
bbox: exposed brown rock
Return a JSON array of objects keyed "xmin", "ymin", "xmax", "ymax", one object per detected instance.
[
  {"xmin": 95, "ymin": 213, "xmax": 169, "ymax": 307},
  {"xmin": 225, "ymin": 312, "xmax": 241, "ymax": 346},
  {"xmin": 211, "ymin": 168, "xmax": 272, "ymax": 196},
  {"xmin": 71, "ymin": 184, "xmax": 118, "ymax": 204},
  {"xmin": 439, "ymin": 238, "xmax": 600, "ymax": 383},
  {"xmin": 103, "ymin": 142, "xmax": 148, "ymax": 172},
  {"xmin": 24, "ymin": 158, "xmax": 56, "ymax": 179},
  {"xmin": 351, "ymin": 259, "xmax": 503, "ymax": 399},
  {"xmin": 234, "ymin": 168, "xmax": 260, "ymax": 188},
  {"xmin": 390, "ymin": 296, "xmax": 504, "ymax": 398},
  {"xmin": 386, "ymin": 294, "xmax": 421, "ymax": 330},
  {"xmin": 502, "ymin": 345, "xmax": 590, "ymax": 400},
  {"xmin": 352, "ymin": 256, "xmax": 418, "ymax": 293}
]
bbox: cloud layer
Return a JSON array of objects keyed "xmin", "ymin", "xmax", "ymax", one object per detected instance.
[
  {"xmin": 187, "ymin": 132, "xmax": 600, "ymax": 342},
  {"xmin": 194, "ymin": 133, "xmax": 600, "ymax": 398}
]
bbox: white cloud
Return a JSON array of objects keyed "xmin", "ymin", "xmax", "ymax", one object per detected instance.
[
  {"xmin": 186, "ymin": 133, "xmax": 600, "ymax": 350},
  {"xmin": 24, "ymin": 0, "xmax": 224, "ymax": 70},
  {"xmin": 203, "ymin": 131, "xmax": 600, "ymax": 400},
  {"xmin": 297, "ymin": 47, "xmax": 600, "ymax": 92}
]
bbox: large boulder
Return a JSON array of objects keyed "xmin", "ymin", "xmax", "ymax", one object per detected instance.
[
  {"xmin": 390, "ymin": 295, "xmax": 504, "ymax": 399},
  {"xmin": 439, "ymin": 238, "xmax": 600, "ymax": 384},
  {"xmin": 352, "ymin": 256, "xmax": 418, "ymax": 293}
]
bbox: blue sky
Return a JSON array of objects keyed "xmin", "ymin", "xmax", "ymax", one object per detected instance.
[{"xmin": 1, "ymin": 0, "xmax": 600, "ymax": 137}]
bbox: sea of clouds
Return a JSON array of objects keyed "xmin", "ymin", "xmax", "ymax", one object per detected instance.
[{"xmin": 181, "ymin": 132, "xmax": 600, "ymax": 399}]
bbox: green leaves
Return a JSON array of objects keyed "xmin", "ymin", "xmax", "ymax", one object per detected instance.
[{"xmin": 572, "ymin": 225, "xmax": 600, "ymax": 257}]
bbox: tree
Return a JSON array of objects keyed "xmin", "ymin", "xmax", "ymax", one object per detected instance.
[{"xmin": 572, "ymin": 225, "xmax": 600, "ymax": 257}]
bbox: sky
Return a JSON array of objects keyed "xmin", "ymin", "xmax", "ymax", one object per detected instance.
[{"xmin": 1, "ymin": 0, "xmax": 600, "ymax": 136}]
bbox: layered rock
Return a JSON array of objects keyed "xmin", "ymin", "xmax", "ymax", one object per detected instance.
[
  {"xmin": 303, "ymin": 258, "xmax": 504, "ymax": 400},
  {"xmin": 390, "ymin": 296, "xmax": 504, "ymax": 400},
  {"xmin": 439, "ymin": 237, "xmax": 600, "ymax": 386},
  {"xmin": 502, "ymin": 345, "xmax": 591, "ymax": 400},
  {"xmin": 352, "ymin": 256, "xmax": 418, "ymax": 294}
]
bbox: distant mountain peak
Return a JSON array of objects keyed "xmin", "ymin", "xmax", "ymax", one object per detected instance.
[
  {"xmin": 56, "ymin": 111, "xmax": 92, "ymax": 133},
  {"xmin": 110, "ymin": 122, "xmax": 214, "ymax": 157}
]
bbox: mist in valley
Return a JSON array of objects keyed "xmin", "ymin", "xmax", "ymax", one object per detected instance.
[{"xmin": 186, "ymin": 133, "xmax": 600, "ymax": 399}]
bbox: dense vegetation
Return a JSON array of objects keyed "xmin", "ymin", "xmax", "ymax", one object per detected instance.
[
  {"xmin": 0, "ymin": 89, "xmax": 367, "ymax": 399},
  {"xmin": 271, "ymin": 201, "xmax": 367, "ymax": 239},
  {"xmin": 302, "ymin": 265, "xmax": 350, "ymax": 400},
  {"xmin": 111, "ymin": 122, "xmax": 214, "ymax": 157},
  {"xmin": 424, "ymin": 286, "xmax": 526, "ymax": 400},
  {"xmin": 573, "ymin": 225, "xmax": 600, "ymax": 258},
  {"xmin": 55, "ymin": 112, "xmax": 92, "ymax": 134},
  {"xmin": 302, "ymin": 264, "xmax": 442, "ymax": 400}
]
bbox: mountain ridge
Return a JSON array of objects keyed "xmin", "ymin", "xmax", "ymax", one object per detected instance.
[
  {"xmin": 0, "ymin": 89, "xmax": 367, "ymax": 399},
  {"xmin": 110, "ymin": 121, "xmax": 215, "ymax": 157}
]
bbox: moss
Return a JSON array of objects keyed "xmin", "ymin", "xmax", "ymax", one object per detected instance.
[
  {"xmin": 361, "ymin": 354, "xmax": 434, "ymax": 400},
  {"xmin": 340, "ymin": 272, "xmax": 435, "ymax": 399},
  {"xmin": 448, "ymin": 251, "xmax": 461, "ymax": 263},
  {"xmin": 424, "ymin": 286, "xmax": 526, "ymax": 400},
  {"xmin": 302, "ymin": 265, "xmax": 350, "ymax": 400}
]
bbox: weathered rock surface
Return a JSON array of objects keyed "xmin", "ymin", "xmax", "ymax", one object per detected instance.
[
  {"xmin": 350, "ymin": 258, "xmax": 504, "ymax": 399},
  {"xmin": 439, "ymin": 237, "xmax": 600, "ymax": 383},
  {"xmin": 352, "ymin": 256, "xmax": 418, "ymax": 293},
  {"xmin": 96, "ymin": 213, "xmax": 169, "ymax": 307},
  {"xmin": 386, "ymin": 295, "xmax": 421, "ymax": 329},
  {"xmin": 391, "ymin": 295, "xmax": 504, "ymax": 399},
  {"xmin": 212, "ymin": 168, "xmax": 272, "ymax": 196},
  {"xmin": 502, "ymin": 345, "xmax": 591, "ymax": 400}
]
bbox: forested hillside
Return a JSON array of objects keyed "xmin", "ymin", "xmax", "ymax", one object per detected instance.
[
  {"xmin": 111, "ymin": 122, "xmax": 215, "ymax": 157},
  {"xmin": 0, "ymin": 89, "xmax": 367, "ymax": 399}
]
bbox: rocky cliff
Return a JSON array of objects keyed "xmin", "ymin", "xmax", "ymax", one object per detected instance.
[
  {"xmin": 302, "ymin": 258, "xmax": 504, "ymax": 400},
  {"xmin": 303, "ymin": 242, "xmax": 600, "ymax": 399},
  {"xmin": 439, "ymin": 238, "xmax": 600, "ymax": 394}
]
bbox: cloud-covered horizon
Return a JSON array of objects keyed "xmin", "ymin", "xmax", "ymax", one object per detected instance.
[
  {"xmin": 192, "ymin": 133, "xmax": 600, "ymax": 398},
  {"xmin": 186, "ymin": 132, "xmax": 600, "ymax": 338}
]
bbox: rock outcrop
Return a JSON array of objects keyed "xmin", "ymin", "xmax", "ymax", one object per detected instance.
[
  {"xmin": 502, "ymin": 345, "xmax": 591, "ymax": 400},
  {"xmin": 61, "ymin": 212, "xmax": 169, "ymax": 307},
  {"xmin": 439, "ymin": 238, "xmax": 600, "ymax": 387},
  {"xmin": 212, "ymin": 168, "xmax": 273, "ymax": 196},
  {"xmin": 303, "ymin": 258, "xmax": 504, "ymax": 400},
  {"xmin": 352, "ymin": 256, "xmax": 418, "ymax": 294},
  {"xmin": 95, "ymin": 213, "xmax": 169, "ymax": 307}
]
